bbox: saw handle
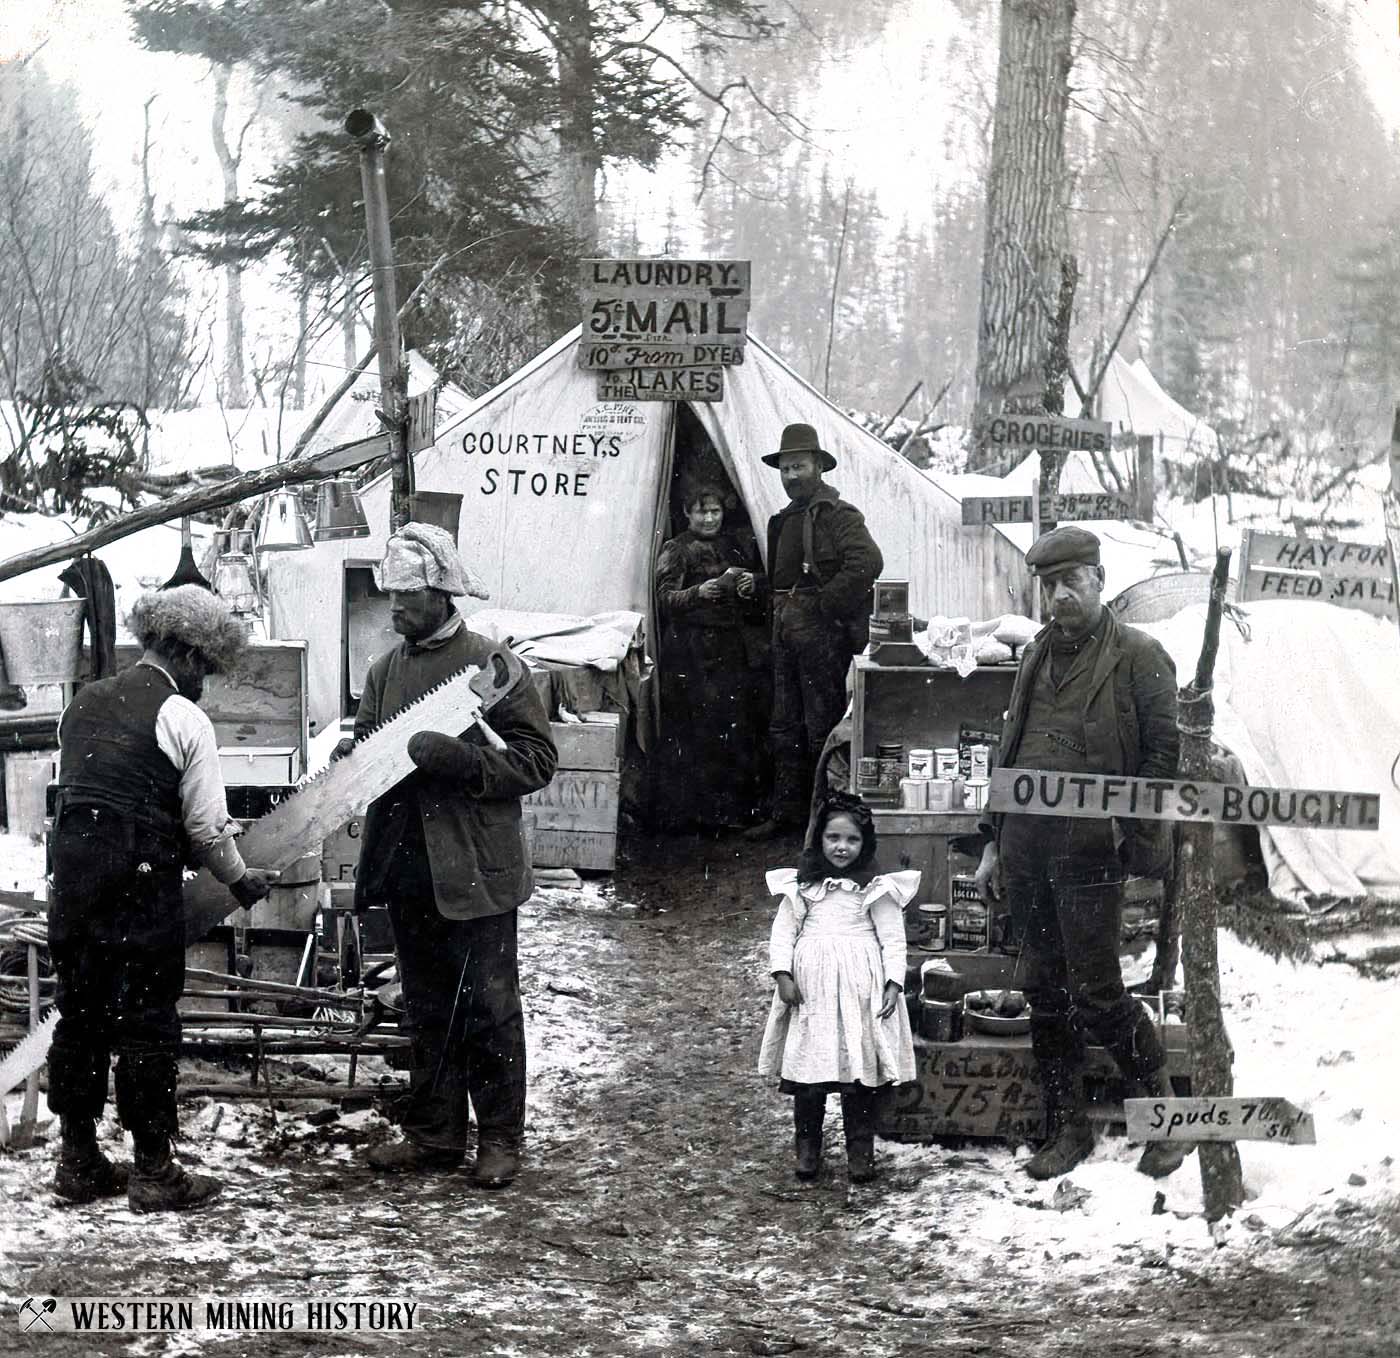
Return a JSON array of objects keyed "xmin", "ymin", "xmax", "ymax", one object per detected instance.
[{"xmin": 473, "ymin": 712, "xmax": 508, "ymax": 753}]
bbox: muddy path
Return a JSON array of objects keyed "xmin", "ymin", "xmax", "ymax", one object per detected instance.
[{"xmin": 2, "ymin": 829, "xmax": 1397, "ymax": 1356}]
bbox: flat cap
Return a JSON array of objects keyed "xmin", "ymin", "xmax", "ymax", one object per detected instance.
[{"xmin": 1025, "ymin": 525, "xmax": 1101, "ymax": 576}]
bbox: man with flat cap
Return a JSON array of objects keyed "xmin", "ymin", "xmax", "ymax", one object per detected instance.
[
  {"xmin": 345, "ymin": 522, "xmax": 557, "ymax": 1188},
  {"xmin": 975, "ymin": 526, "xmax": 1188, "ymax": 1181},
  {"xmin": 741, "ymin": 422, "xmax": 883, "ymax": 840}
]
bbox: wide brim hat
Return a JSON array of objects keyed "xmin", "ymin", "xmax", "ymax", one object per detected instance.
[{"xmin": 761, "ymin": 422, "xmax": 838, "ymax": 472}]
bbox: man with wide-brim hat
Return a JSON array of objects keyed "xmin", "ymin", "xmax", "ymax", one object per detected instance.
[
  {"xmin": 741, "ymin": 422, "xmax": 882, "ymax": 839},
  {"xmin": 973, "ymin": 525, "xmax": 1188, "ymax": 1182},
  {"xmin": 48, "ymin": 585, "xmax": 277, "ymax": 1212},
  {"xmin": 345, "ymin": 522, "xmax": 556, "ymax": 1189}
]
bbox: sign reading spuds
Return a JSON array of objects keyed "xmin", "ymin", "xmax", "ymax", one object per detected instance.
[{"xmin": 578, "ymin": 259, "xmax": 751, "ymax": 402}]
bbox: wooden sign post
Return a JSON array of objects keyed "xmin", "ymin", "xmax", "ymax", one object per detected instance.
[{"xmin": 578, "ymin": 259, "xmax": 750, "ymax": 403}]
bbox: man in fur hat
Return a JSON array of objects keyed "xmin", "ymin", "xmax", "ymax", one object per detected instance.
[
  {"xmin": 346, "ymin": 522, "xmax": 556, "ymax": 1188},
  {"xmin": 743, "ymin": 423, "xmax": 883, "ymax": 839},
  {"xmin": 48, "ymin": 585, "xmax": 276, "ymax": 1212}
]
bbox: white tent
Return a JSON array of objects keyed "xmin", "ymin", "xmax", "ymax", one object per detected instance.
[
  {"xmin": 266, "ymin": 329, "xmax": 1034, "ymax": 734},
  {"xmin": 1069, "ymin": 353, "xmax": 1220, "ymax": 461}
]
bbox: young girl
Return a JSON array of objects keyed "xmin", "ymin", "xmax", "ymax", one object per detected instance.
[{"xmin": 757, "ymin": 792, "xmax": 920, "ymax": 1182}]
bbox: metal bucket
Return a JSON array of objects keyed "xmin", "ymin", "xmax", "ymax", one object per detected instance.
[{"xmin": 0, "ymin": 599, "xmax": 85, "ymax": 683}]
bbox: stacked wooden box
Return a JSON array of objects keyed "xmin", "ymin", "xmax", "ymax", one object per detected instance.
[{"xmin": 523, "ymin": 713, "xmax": 623, "ymax": 872}]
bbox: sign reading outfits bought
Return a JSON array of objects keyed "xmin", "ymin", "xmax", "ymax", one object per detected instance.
[
  {"xmin": 1124, "ymin": 1097, "xmax": 1316, "ymax": 1146},
  {"xmin": 986, "ymin": 768, "xmax": 1382, "ymax": 831}
]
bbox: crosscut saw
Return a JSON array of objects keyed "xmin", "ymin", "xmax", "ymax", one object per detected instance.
[{"xmin": 184, "ymin": 647, "xmax": 527, "ymax": 941}]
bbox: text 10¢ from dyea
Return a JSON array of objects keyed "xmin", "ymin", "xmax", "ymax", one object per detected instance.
[{"xmin": 987, "ymin": 769, "xmax": 1382, "ymax": 831}]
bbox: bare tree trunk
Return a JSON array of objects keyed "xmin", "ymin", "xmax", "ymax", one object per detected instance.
[
  {"xmin": 294, "ymin": 283, "xmax": 309, "ymax": 409},
  {"xmin": 972, "ymin": 0, "xmax": 1075, "ymax": 468},
  {"xmin": 341, "ymin": 271, "xmax": 358, "ymax": 374},
  {"xmin": 823, "ymin": 181, "xmax": 853, "ymax": 396},
  {"xmin": 211, "ymin": 62, "xmax": 247, "ymax": 407},
  {"xmin": 555, "ymin": 0, "xmax": 600, "ymax": 253},
  {"xmin": 1037, "ymin": 253, "xmax": 1078, "ymax": 525}
]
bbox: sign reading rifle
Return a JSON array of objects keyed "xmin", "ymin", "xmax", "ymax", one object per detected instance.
[{"xmin": 579, "ymin": 259, "xmax": 750, "ymax": 403}]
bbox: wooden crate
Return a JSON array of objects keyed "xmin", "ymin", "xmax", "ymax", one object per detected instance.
[
  {"xmin": 548, "ymin": 715, "xmax": 623, "ymax": 771},
  {"xmin": 524, "ymin": 767, "xmax": 619, "ymax": 871}
]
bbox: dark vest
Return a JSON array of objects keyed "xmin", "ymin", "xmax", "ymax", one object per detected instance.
[
  {"xmin": 1014, "ymin": 644, "xmax": 1100, "ymax": 774},
  {"xmin": 58, "ymin": 665, "xmax": 185, "ymax": 842}
]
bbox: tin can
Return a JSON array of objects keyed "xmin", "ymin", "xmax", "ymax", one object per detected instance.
[
  {"xmin": 963, "ymin": 777, "xmax": 990, "ymax": 811},
  {"xmin": 926, "ymin": 778, "xmax": 953, "ymax": 812},
  {"xmin": 899, "ymin": 777, "xmax": 927, "ymax": 811},
  {"xmin": 919, "ymin": 998, "xmax": 964, "ymax": 1043},
  {"xmin": 917, "ymin": 901, "xmax": 947, "ymax": 951},
  {"xmin": 856, "ymin": 756, "xmax": 882, "ymax": 792},
  {"xmin": 969, "ymin": 744, "xmax": 991, "ymax": 779},
  {"xmin": 908, "ymin": 748, "xmax": 934, "ymax": 778},
  {"xmin": 934, "ymin": 747, "xmax": 960, "ymax": 780}
]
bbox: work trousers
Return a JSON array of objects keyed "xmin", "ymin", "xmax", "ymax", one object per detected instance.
[
  {"xmin": 46, "ymin": 805, "xmax": 186, "ymax": 1146},
  {"xmin": 385, "ymin": 827, "xmax": 527, "ymax": 1153},
  {"xmin": 769, "ymin": 592, "xmax": 853, "ymax": 825},
  {"xmin": 1001, "ymin": 815, "xmax": 1164, "ymax": 1083}
]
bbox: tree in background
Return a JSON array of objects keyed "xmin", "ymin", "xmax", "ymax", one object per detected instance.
[
  {"xmin": 0, "ymin": 63, "xmax": 195, "ymax": 518},
  {"xmin": 971, "ymin": 0, "xmax": 1075, "ymax": 466}
]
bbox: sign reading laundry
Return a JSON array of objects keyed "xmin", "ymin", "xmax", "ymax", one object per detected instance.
[{"xmin": 987, "ymin": 768, "xmax": 1382, "ymax": 831}]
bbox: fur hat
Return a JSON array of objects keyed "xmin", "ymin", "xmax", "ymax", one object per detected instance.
[
  {"xmin": 376, "ymin": 522, "xmax": 490, "ymax": 599},
  {"xmin": 128, "ymin": 585, "xmax": 248, "ymax": 673}
]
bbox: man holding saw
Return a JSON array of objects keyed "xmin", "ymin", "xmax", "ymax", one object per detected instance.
[{"xmin": 347, "ymin": 523, "xmax": 556, "ymax": 1188}]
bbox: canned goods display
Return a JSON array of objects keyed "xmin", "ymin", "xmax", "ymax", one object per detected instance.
[
  {"xmin": 899, "ymin": 777, "xmax": 928, "ymax": 810},
  {"xmin": 934, "ymin": 747, "xmax": 959, "ymax": 780},
  {"xmin": 963, "ymin": 777, "xmax": 990, "ymax": 810},
  {"xmin": 908, "ymin": 747, "xmax": 934, "ymax": 778},
  {"xmin": 876, "ymin": 741, "xmax": 905, "ymax": 791},
  {"xmin": 917, "ymin": 901, "xmax": 947, "ymax": 951},
  {"xmin": 969, "ymin": 744, "xmax": 991, "ymax": 779},
  {"xmin": 926, "ymin": 778, "xmax": 953, "ymax": 812},
  {"xmin": 856, "ymin": 756, "xmax": 882, "ymax": 792}
]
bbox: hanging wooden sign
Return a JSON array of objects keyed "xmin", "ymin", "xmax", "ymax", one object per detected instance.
[
  {"xmin": 979, "ymin": 413, "xmax": 1112, "ymax": 454},
  {"xmin": 987, "ymin": 768, "xmax": 1382, "ymax": 831},
  {"xmin": 580, "ymin": 258, "xmax": 750, "ymax": 347},
  {"xmin": 962, "ymin": 492, "xmax": 1133, "ymax": 526},
  {"xmin": 596, "ymin": 368, "xmax": 724, "ymax": 403},
  {"xmin": 577, "ymin": 341, "xmax": 746, "ymax": 371},
  {"xmin": 1124, "ymin": 1097, "xmax": 1316, "ymax": 1145},
  {"xmin": 1238, "ymin": 528, "xmax": 1396, "ymax": 621}
]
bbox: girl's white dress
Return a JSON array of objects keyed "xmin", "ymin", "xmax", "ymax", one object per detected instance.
[{"xmin": 757, "ymin": 867, "xmax": 920, "ymax": 1088}]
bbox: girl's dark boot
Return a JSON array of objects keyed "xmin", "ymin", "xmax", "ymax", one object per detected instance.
[
  {"xmin": 53, "ymin": 1116, "xmax": 128, "ymax": 1203},
  {"xmin": 793, "ymin": 1089, "xmax": 826, "ymax": 1180},
  {"xmin": 841, "ymin": 1087, "xmax": 878, "ymax": 1183}
]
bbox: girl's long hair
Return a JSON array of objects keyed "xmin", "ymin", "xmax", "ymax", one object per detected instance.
[{"xmin": 797, "ymin": 791, "xmax": 879, "ymax": 886}]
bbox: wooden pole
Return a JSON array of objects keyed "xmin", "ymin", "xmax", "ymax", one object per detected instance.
[
  {"xmin": 1179, "ymin": 546, "xmax": 1245, "ymax": 1221},
  {"xmin": 0, "ymin": 435, "xmax": 388, "ymax": 586},
  {"xmin": 1135, "ymin": 435, "xmax": 1156, "ymax": 521},
  {"xmin": 345, "ymin": 110, "xmax": 412, "ymax": 531}
]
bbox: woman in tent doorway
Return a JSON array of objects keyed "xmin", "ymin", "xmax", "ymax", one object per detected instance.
[{"xmin": 654, "ymin": 478, "xmax": 771, "ymax": 831}]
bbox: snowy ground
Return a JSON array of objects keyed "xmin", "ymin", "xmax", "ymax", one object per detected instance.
[{"xmin": 1, "ymin": 832, "xmax": 1397, "ymax": 1356}]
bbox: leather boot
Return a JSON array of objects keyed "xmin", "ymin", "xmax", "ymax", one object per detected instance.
[
  {"xmin": 841, "ymin": 1088, "xmax": 878, "ymax": 1184},
  {"xmin": 472, "ymin": 1140, "xmax": 520, "ymax": 1189},
  {"xmin": 793, "ymin": 1089, "xmax": 826, "ymax": 1181},
  {"xmin": 364, "ymin": 1139, "xmax": 461, "ymax": 1173},
  {"xmin": 1024, "ymin": 1060, "xmax": 1094, "ymax": 1180},
  {"xmin": 128, "ymin": 1138, "xmax": 222, "ymax": 1214},
  {"xmin": 53, "ymin": 1117, "xmax": 129, "ymax": 1204},
  {"xmin": 1135, "ymin": 1068, "xmax": 1191, "ymax": 1179}
]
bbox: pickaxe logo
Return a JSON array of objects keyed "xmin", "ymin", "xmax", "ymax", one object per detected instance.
[{"xmin": 19, "ymin": 1298, "xmax": 56, "ymax": 1331}]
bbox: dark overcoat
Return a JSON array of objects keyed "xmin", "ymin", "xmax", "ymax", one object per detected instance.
[{"xmin": 353, "ymin": 627, "xmax": 557, "ymax": 920}]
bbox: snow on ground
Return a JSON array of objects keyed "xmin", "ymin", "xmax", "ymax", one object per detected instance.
[{"xmin": 854, "ymin": 928, "xmax": 1399, "ymax": 1295}]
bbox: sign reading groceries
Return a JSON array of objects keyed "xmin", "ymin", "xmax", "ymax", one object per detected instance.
[{"xmin": 579, "ymin": 259, "xmax": 750, "ymax": 403}]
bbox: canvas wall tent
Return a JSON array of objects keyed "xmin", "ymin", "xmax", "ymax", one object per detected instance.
[{"xmin": 266, "ymin": 328, "xmax": 1034, "ymax": 735}]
